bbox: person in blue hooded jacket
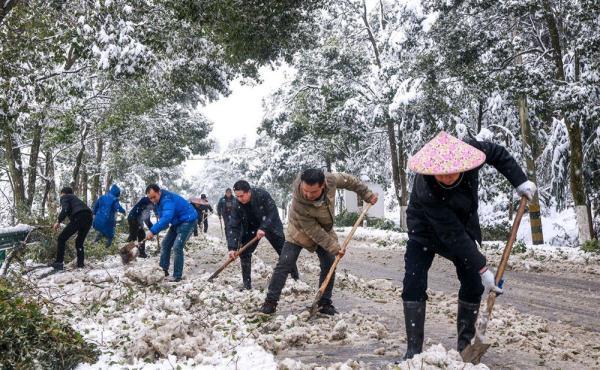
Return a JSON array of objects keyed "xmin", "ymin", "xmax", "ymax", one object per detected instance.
[
  {"xmin": 92, "ymin": 184, "xmax": 126, "ymax": 247},
  {"xmin": 145, "ymin": 184, "xmax": 198, "ymax": 282}
]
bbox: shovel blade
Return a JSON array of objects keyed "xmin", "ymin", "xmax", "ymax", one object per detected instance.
[
  {"xmin": 307, "ymin": 291, "xmax": 324, "ymax": 319},
  {"xmin": 461, "ymin": 338, "xmax": 491, "ymax": 364}
]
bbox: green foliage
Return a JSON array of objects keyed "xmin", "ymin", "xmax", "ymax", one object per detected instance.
[
  {"xmin": 480, "ymin": 220, "xmax": 511, "ymax": 241},
  {"xmin": 188, "ymin": 0, "xmax": 326, "ymax": 76},
  {"xmin": 0, "ymin": 280, "xmax": 99, "ymax": 369},
  {"xmin": 512, "ymin": 240, "xmax": 528, "ymax": 255},
  {"xmin": 334, "ymin": 210, "xmax": 398, "ymax": 231},
  {"xmin": 334, "ymin": 210, "xmax": 360, "ymax": 227},
  {"xmin": 368, "ymin": 217, "xmax": 399, "ymax": 231},
  {"xmin": 581, "ymin": 239, "xmax": 600, "ymax": 254}
]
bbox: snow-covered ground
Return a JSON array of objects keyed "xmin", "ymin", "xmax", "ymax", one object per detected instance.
[
  {"xmin": 11, "ymin": 233, "xmax": 493, "ymax": 369},
  {"xmin": 336, "ymin": 225, "xmax": 600, "ymax": 275}
]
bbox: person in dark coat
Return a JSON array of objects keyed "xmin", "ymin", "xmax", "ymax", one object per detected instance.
[
  {"xmin": 191, "ymin": 194, "xmax": 213, "ymax": 235},
  {"xmin": 217, "ymin": 188, "xmax": 234, "ymax": 230},
  {"xmin": 401, "ymin": 131, "xmax": 536, "ymax": 360},
  {"xmin": 145, "ymin": 184, "xmax": 198, "ymax": 282},
  {"xmin": 51, "ymin": 187, "xmax": 93, "ymax": 270},
  {"xmin": 227, "ymin": 180, "xmax": 299, "ymax": 290},
  {"xmin": 92, "ymin": 184, "xmax": 126, "ymax": 247},
  {"xmin": 126, "ymin": 196, "xmax": 154, "ymax": 258}
]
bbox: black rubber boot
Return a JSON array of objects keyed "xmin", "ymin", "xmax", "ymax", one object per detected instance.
[
  {"xmin": 260, "ymin": 299, "xmax": 278, "ymax": 314},
  {"xmin": 138, "ymin": 243, "xmax": 148, "ymax": 258},
  {"xmin": 51, "ymin": 262, "xmax": 64, "ymax": 271},
  {"xmin": 403, "ymin": 300, "xmax": 426, "ymax": 360},
  {"xmin": 241, "ymin": 258, "xmax": 252, "ymax": 290},
  {"xmin": 457, "ymin": 300, "xmax": 480, "ymax": 352}
]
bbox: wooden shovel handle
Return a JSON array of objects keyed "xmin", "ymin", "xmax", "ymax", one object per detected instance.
[
  {"xmin": 495, "ymin": 196, "xmax": 528, "ymax": 284},
  {"xmin": 486, "ymin": 196, "xmax": 528, "ymax": 314},
  {"xmin": 208, "ymin": 235, "xmax": 259, "ymax": 281},
  {"xmin": 318, "ymin": 203, "xmax": 373, "ymax": 294}
]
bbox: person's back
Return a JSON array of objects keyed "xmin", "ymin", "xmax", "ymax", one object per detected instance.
[
  {"xmin": 92, "ymin": 184, "xmax": 125, "ymax": 244},
  {"xmin": 150, "ymin": 190, "xmax": 197, "ymax": 234}
]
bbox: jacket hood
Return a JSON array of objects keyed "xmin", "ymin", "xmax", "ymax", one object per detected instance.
[{"xmin": 109, "ymin": 184, "xmax": 121, "ymax": 197}]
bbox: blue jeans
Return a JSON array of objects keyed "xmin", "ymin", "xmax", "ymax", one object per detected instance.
[{"xmin": 159, "ymin": 221, "xmax": 196, "ymax": 279}]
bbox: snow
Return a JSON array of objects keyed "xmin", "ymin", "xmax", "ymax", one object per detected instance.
[
  {"xmin": 0, "ymin": 223, "xmax": 34, "ymax": 233},
  {"xmin": 9, "ymin": 233, "xmax": 492, "ymax": 369}
]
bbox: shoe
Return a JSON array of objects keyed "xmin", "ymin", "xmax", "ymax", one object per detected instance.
[
  {"xmin": 76, "ymin": 263, "xmax": 85, "ymax": 269},
  {"xmin": 260, "ymin": 299, "xmax": 278, "ymax": 314},
  {"xmin": 50, "ymin": 262, "xmax": 64, "ymax": 271},
  {"xmin": 165, "ymin": 276, "xmax": 181, "ymax": 282},
  {"xmin": 318, "ymin": 303, "xmax": 338, "ymax": 316},
  {"xmin": 138, "ymin": 244, "xmax": 148, "ymax": 258},
  {"xmin": 457, "ymin": 300, "xmax": 480, "ymax": 352},
  {"xmin": 163, "ymin": 269, "xmax": 169, "ymax": 277},
  {"xmin": 403, "ymin": 301, "xmax": 426, "ymax": 360}
]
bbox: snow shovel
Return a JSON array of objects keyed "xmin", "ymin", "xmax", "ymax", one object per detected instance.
[
  {"xmin": 207, "ymin": 235, "xmax": 260, "ymax": 282},
  {"xmin": 308, "ymin": 202, "xmax": 373, "ymax": 318},
  {"xmin": 461, "ymin": 196, "xmax": 528, "ymax": 364}
]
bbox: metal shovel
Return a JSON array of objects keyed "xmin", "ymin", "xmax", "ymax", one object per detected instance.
[{"xmin": 461, "ymin": 196, "xmax": 528, "ymax": 364}]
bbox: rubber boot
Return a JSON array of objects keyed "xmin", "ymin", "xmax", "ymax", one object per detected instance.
[
  {"xmin": 403, "ymin": 301, "xmax": 426, "ymax": 360},
  {"xmin": 241, "ymin": 258, "xmax": 252, "ymax": 290},
  {"xmin": 457, "ymin": 300, "xmax": 480, "ymax": 352},
  {"xmin": 138, "ymin": 242, "xmax": 148, "ymax": 258}
]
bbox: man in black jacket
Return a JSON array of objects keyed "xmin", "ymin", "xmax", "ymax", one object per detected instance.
[
  {"xmin": 51, "ymin": 187, "xmax": 93, "ymax": 270},
  {"xmin": 127, "ymin": 196, "xmax": 154, "ymax": 258},
  {"xmin": 227, "ymin": 180, "xmax": 299, "ymax": 290},
  {"xmin": 401, "ymin": 131, "xmax": 536, "ymax": 360}
]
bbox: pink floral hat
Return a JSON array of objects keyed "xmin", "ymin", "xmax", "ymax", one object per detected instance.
[{"xmin": 408, "ymin": 131, "xmax": 486, "ymax": 175}]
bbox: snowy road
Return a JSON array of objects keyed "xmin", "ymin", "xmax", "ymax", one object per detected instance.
[
  {"xmin": 201, "ymin": 217, "xmax": 600, "ymax": 369},
  {"xmin": 18, "ymin": 216, "xmax": 599, "ymax": 369}
]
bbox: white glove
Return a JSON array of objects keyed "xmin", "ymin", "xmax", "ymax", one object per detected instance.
[
  {"xmin": 516, "ymin": 180, "xmax": 536, "ymax": 201},
  {"xmin": 480, "ymin": 267, "xmax": 503, "ymax": 296}
]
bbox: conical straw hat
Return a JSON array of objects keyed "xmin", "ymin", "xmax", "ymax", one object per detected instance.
[{"xmin": 408, "ymin": 131, "xmax": 485, "ymax": 175}]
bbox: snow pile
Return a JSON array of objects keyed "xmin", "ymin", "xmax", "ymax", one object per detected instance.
[
  {"xmin": 482, "ymin": 242, "xmax": 600, "ymax": 274},
  {"xmin": 0, "ymin": 223, "xmax": 34, "ymax": 233},
  {"xmin": 398, "ymin": 344, "xmax": 489, "ymax": 369},
  {"xmin": 335, "ymin": 227, "xmax": 408, "ymax": 251}
]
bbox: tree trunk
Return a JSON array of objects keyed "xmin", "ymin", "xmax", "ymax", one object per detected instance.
[
  {"xmin": 513, "ymin": 27, "xmax": 545, "ymax": 244},
  {"xmin": 80, "ymin": 162, "xmax": 88, "ymax": 205},
  {"xmin": 42, "ymin": 149, "xmax": 57, "ymax": 220},
  {"xmin": 1, "ymin": 122, "xmax": 27, "ymax": 220},
  {"xmin": 26, "ymin": 124, "xmax": 42, "ymax": 210},
  {"xmin": 517, "ymin": 94, "xmax": 544, "ymax": 244},
  {"xmin": 386, "ymin": 117, "xmax": 405, "ymax": 230},
  {"xmin": 90, "ymin": 138, "xmax": 103, "ymax": 203},
  {"xmin": 397, "ymin": 122, "xmax": 408, "ymax": 230},
  {"xmin": 477, "ymin": 98, "xmax": 484, "ymax": 133},
  {"xmin": 542, "ymin": 0, "xmax": 592, "ymax": 242}
]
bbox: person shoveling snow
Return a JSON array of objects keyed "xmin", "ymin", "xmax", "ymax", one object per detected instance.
[{"xmin": 401, "ymin": 131, "xmax": 536, "ymax": 361}]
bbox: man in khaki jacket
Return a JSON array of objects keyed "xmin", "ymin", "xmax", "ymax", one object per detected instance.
[{"xmin": 260, "ymin": 168, "xmax": 377, "ymax": 315}]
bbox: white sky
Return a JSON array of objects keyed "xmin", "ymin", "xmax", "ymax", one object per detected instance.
[
  {"xmin": 202, "ymin": 64, "xmax": 293, "ymax": 151},
  {"xmin": 184, "ymin": 64, "xmax": 293, "ymax": 176}
]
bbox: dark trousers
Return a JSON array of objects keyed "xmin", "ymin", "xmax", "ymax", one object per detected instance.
[
  {"xmin": 266, "ymin": 241, "xmax": 335, "ymax": 304},
  {"xmin": 401, "ymin": 239, "xmax": 484, "ymax": 303},
  {"xmin": 193, "ymin": 215, "xmax": 209, "ymax": 236},
  {"xmin": 56, "ymin": 211, "xmax": 93, "ymax": 266},
  {"xmin": 127, "ymin": 218, "xmax": 145, "ymax": 243},
  {"xmin": 238, "ymin": 230, "xmax": 299, "ymax": 288}
]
